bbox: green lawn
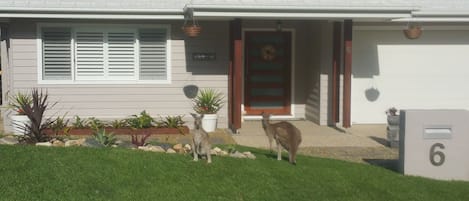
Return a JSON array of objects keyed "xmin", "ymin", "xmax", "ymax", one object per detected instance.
[{"xmin": 0, "ymin": 145, "xmax": 468, "ymax": 201}]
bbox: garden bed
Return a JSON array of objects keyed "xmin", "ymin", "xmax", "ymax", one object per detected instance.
[{"xmin": 44, "ymin": 126, "xmax": 190, "ymax": 136}]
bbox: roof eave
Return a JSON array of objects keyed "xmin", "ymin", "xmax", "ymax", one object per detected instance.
[
  {"xmin": 0, "ymin": 7, "xmax": 185, "ymax": 20},
  {"xmin": 184, "ymin": 4, "xmax": 416, "ymax": 21}
]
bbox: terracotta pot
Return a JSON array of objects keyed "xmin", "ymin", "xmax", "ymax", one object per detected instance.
[
  {"xmin": 403, "ymin": 26, "xmax": 422, "ymax": 39},
  {"xmin": 182, "ymin": 25, "xmax": 201, "ymax": 37}
]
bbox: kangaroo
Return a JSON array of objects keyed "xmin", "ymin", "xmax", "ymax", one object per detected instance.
[
  {"xmin": 261, "ymin": 112, "xmax": 302, "ymax": 165},
  {"xmin": 190, "ymin": 113, "xmax": 212, "ymax": 164}
]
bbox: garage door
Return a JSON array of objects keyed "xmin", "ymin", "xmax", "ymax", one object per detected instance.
[{"xmin": 352, "ymin": 28, "xmax": 469, "ymax": 124}]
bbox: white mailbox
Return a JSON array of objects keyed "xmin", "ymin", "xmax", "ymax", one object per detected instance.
[{"xmin": 399, "ymin": 110, "xmax": 469, "ymax": 181}]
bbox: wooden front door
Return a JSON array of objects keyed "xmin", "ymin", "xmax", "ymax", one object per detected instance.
[{"xmin": 244, "ymin": 31, "xmax": 292, "ymax": 115}]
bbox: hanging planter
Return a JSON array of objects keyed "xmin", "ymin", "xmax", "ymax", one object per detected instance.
[
  {"xmin": 403, "ymin": 25, "xmax": 422, "ymax": 39},
  {"xmin": 182, "ymin": 11, "xmax": 201, "ymax": 38},
  {"xmin": 182, "ymin": 24, "xmax": 202, "ymax": 37}
]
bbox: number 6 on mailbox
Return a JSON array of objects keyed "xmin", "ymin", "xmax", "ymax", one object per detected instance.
[{"xmin": 429, "ymin": 143, "xmax": 445, "ymax": 166}]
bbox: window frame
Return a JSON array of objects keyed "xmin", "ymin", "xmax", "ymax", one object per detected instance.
[{"xmin": 36, "ymin": 23, "xmax": 172, "ymax": 84}]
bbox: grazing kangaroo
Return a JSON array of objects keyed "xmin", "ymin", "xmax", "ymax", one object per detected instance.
[
  {"xmin": 261, "ymin": 113, "xmax": 302, "ymax": 164},
  {"xmin": 190, "ymin": 113, "xmax": 212, "ymax": 164}
]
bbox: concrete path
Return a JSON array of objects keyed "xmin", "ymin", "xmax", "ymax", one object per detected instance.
[{"xmin": 232, "ymin": 120, "xmax": 388, "ymax": 148}]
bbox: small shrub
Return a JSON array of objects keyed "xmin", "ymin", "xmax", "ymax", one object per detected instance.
[
  {"xmin": 110, "ymin": 119, "xmax": 128, "ymax": 129},
  {"xmin": 126, "ymin": 110, "xmax": 154, "ymax": 129},
  {"xmin": 49, "ymin": 115, "xmax": 70, "ymax": 136},
  {"xmin": 162, "ymin": 115, "xmax": 185, "ymax": 128},
  {"xmin": 87, "ymin": 117, "xmax": 105, "ymax": 131},
  {"xmin": 19, "ymin": 89, "xmax": 56, "ymax": 143},
  {"xmin": 92, "ymin": 129, "xmax": 116, "ymax": 147},
  {"xmin": 71, "ymin": 116, "xmax": 87, "ymax": 129},
  {"xmin": 131, "ymin": 134, "xmax": 152, "ymax": 147}
]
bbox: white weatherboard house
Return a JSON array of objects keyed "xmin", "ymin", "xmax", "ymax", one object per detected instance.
[{"xmin": 1, "ymin": 0, "xmax": 469, "ymax": 132}]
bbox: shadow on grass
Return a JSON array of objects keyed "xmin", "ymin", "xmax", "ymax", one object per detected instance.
[
  {"xmin": 248, "ymin": 148, "xmax": 291, "ymax": 161},
  {"xmin": 364, "ymin": 158, "xmax": 399, "ymax": 172}
]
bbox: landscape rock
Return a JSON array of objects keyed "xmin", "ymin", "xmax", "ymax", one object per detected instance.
[
  {"xmin": 184, "ymin": 144, "xmax": 192, "ymax": 152},
  {"xmin": 220, "ymin": 150, "xmax": 229, "ymax": 156},
  {"xmin": 51, "ymin": 139, "xmax": 65, "ymax": 147},
  {"xmin": 159, "ymin": 143, "xmax": 171, "ymax": 151},
  {"xmin": 36, "ymin": 142, "xmax": 52, "ymax": 147},
  {"xmin": 138, "ymin": 145, "xmax": 165, "ymax": 152},
  {"xmin": 0, "ymin": 136, "xmax": 19, "ymax": 145},
  {"xmin": 210, "ymin": 149, "xmax": 217, "ymax": 155},
  {"xmin": 213, "ymin": 147, "xmax": 222, "ymax": 153},
  {"xmin": 65, "ymin": 138, "xmax": 86, "ymax": 147},
  {"xmin": 166, "ymin": 148, "xmax": 177, "ymax": 154},
  {"xmin": 243, "ymin": 151, "xmax": 256, "ymax": 160},
  {"xmin": 82, "ymin": 138, "xmax": 105, "ymax": 148},
  {"xmin": 230, "ymin": 151, "xmax": 247, "ymax": 159},
  {"xmin": 173, "ymin": 144, "xmax": 183, "ymax": 151}
]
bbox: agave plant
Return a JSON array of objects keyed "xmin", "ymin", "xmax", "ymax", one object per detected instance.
[
  {"xmin": 93, "ymin": 129, "xmax": 116, "ymax": 147},
  {"xmin": 192, "ymin": 88, "xmax": 225, "ymax": 114}
]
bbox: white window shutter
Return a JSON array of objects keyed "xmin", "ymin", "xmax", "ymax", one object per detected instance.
[
  {"xmin": 139, "ymin": 29, "xmax": 167, "ymax": 80},
  {"xmin": 107, "ymin": 32, "xmax": 136, "ymax": 79},
  {"xmin": 42, "ymin": 28, "xmax": 72, "ymax": 80},
  {"xmin": 75, "ymin": 31, "xmax": 105, "ymax": 79}
]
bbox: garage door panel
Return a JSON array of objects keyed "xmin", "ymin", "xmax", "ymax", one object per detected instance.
[{"xmin": 352, "ymin": 29, "xmax": 469, "ymax": 124}]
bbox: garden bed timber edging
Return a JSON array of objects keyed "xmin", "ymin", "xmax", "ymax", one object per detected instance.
[{"xmin": 44, "ymin": 126, "xmax": 190, "ymax": 136}]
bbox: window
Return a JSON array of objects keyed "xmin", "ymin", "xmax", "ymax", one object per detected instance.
[{"xmin": 38, "ymin": 24, "xmax": 170, "ymax": 83}]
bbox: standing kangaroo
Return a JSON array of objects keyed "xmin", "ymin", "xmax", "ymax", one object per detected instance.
[
  {"xmin": 190, "ymin": 113, "xmax": 212, "ymax": 164},
  {"xmin": 261, "ymin": 113, "xmax": 302, "ymax": 164}
]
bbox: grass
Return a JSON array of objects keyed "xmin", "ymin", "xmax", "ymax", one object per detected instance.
[{"xmin": 0, "ymin": 145, "xmax": 468, "ymax": 201}]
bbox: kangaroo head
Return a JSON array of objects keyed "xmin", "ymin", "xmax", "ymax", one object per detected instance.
[
  {"xmin": 261, "ymin": 112, "xmax": 271, "ymax": 129},
  {"xmin": 191, "ymin": 113, "xmax": 204, "ymax": 129}
]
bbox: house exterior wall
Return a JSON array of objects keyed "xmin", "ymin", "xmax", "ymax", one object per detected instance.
[
  {"xmin": 3, "ymin": 19, "xmax": 229, "ymax": 132},
  {"xmin": 352, "ymin": 24, "xmax": 469, "ymax": 124},
  {"xmin": 305, "ymin": 21, "xmax": 333, "ymax": 126},
  {"xmin": 242, "ymin": 20, "xmax": 325, "ymax": 121}
]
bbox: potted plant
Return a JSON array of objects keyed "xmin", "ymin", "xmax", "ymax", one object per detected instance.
[
  {"xmin": 403, "ymin": 25, "xmax": 422, "ymax": 39},
  {"xmin": 182, "ymin": 24, "xmax": 201, "ymax": 37},
  {"xmin": 385, "ymin": 107, "xmax": 400, "ymax": 148},
  {"xmin": 8, "ymin": 91, "xmax": 32, "ymax": 135},
  {"xmin": 192, "ymin": 88, "xmax": 225, "ymax": 132}
]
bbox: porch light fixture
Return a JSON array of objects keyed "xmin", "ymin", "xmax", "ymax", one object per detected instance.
[
  {"xmin": 276, "ymin": 20, "xmax": 282, "ymax": 32},
  {"xmin": 403, "ymin": 24, "xmax": 422, "ymax": 39}
]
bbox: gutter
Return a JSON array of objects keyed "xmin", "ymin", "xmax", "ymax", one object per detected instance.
[
  {"xmin": 183, "ymin": 4, "xmax": 417, "ymax": 20},
  {"xmin": 391, "ymin": 10, "xmax": 469, "ymax": 22},
  {"xmin": 412, "ymin": 10, "xmax": 469, "ymax": 17},
  {"xmin": 0, "ymin": 7, "xmax": 185, "ymax": 20},
  {"xmin": 0, "ymin": 7, "xmax": 184, "ymax": 14},
  {"xmin": 184, "ymin": 4, "xmax": 419, "ymax": 12},
  {"xmin": 0, "ymin": 13, "xmax": 184, "ymax": 20}
]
